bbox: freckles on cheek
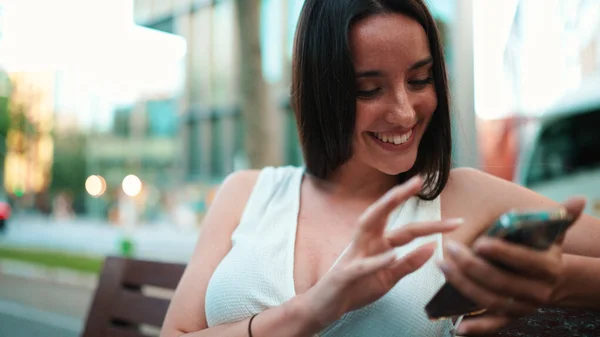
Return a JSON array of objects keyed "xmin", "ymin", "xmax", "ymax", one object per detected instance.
[
  {"xmin": 416, "ymin": 92, "xmax": 438, "ymax": 118},
  {"xmin": 354, "ymin": 105, "xmax": 377, "ymax": 129}
]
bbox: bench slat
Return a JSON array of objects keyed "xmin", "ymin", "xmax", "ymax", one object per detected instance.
[
  {"xmin": 123, "ymin": 259, "xmax": 186, "ymax": 289},
  {"xmin": 112, "ymin": 289, "xmax": 172, "ymax": 327}
]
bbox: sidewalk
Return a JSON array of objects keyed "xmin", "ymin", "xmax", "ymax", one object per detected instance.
[
  {"xmin": 0, "ymin": 301, "xmax": 81, "ymax": 337},
  {"xmin": 0, "ymin": 271, "xmax": 92, "ymax": 337},
  {"xmin": 0, "ymin": 215, "xmax": 198, "ymax": 335}
]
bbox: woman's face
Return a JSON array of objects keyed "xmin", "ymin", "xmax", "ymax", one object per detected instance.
[{"xmin": 349, "ymin": 13, "xmax": 437, "ymax": 176}]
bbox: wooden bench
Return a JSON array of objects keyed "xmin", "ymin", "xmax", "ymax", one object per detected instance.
[
  {"xmin": 81, "ymin": 256, "xmax": 186, "ymax": 337},
  {"xmin": 82, "ymin": 256, "xmax": 599, "ymax": 337}
]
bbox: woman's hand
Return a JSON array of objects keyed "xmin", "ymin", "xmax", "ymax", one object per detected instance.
[
  {"xmin": 299, "ymin": 176, "xmax": 463, "ymax": 329},
  {"xmin": 439, "ymin": 197, "xmax": 586, "ymax": 336}
]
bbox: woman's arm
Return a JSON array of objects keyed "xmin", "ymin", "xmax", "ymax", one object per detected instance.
[
  {"xmin": 552, "ymin": 254, "xmax": 600, "ymax": 308},
  {"xmin": 174, "ymin": 295, "xmax": 322, "ymax": 337},
  {"xmin": 160, "ymin": 170, "xmax": 324, "ymax": 337},
  {"xmin": 442, "ymin": 168, "xmax": 600, "ymax": 309}
]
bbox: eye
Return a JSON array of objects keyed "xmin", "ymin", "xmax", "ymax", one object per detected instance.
[
  {"xmin": 409, "ymin": 77, "xmax": 434, "ymax": 90},
  {"xmin": 357, "ymin": 88, "xmax": 382, "ymax": 99}
]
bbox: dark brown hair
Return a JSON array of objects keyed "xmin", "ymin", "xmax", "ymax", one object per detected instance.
[{"xmin": 291, "ymin": 0, "xmax": 451, "ymax": 200}]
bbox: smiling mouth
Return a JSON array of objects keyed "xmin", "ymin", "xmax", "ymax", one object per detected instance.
[{"xmin": 370, "ymin": 129, "xmax": 413, "ymax": 145}]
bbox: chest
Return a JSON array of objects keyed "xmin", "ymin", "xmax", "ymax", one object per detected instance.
[{"xmin": 292, "ymin": 197, "xmax": 370, "ymax": 295}]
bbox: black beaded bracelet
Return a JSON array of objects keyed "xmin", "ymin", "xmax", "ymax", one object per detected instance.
[{"xmin": 248, "ymin": 313, "xmax": 258, "ymax": 337}]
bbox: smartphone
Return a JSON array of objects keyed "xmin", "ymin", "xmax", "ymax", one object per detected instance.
[{"xmin": 424, "ymin": 208, "xmax": 576, "ymax": 320}]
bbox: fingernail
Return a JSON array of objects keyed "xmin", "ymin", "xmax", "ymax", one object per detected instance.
[
  {"xmin": 446, "ymin": 240, "xmax": 461, "ymax": 257},
  {"xmin": 445, "ymin": 218, "xmax": 464, "ymax": 226},
  {"xmin": 384, "ymin": 250, "xmax": 398, "ymax": 261},
  {"xmin": 473, "ymin": 237, "xmax": 491, "ymax": 253},
  {"xmin": 436, "ymin": 260, "xmax": 451, "ymax": 274},
  {"xmin": 456, "ymin": 326, "xmax": 467, "ymax": 335}
]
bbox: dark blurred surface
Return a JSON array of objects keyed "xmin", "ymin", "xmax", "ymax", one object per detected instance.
[{"xmin": 486, "ymin": 308, "xmax": 600, "ymax": 337}]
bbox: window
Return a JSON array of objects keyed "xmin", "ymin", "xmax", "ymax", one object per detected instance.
[
  {"xmin": 113, "ymin": 106, "xmax": 133, "ymax": 137},
  {"xmin": 210, "ymin": 112, "xmax": 224, "ymax": 177},
  {"xmin": 186, "ymin": 112, "xmax": 202, "ymax": 180},
  {"xmin": 526, "ymin": 109, "xmax": 600, "ymax": 187},
  {"xmin": 148, "ymin": 16, "xmax": 175, "ymax": 34},
  {"xmin": 146, "ymin": 99, "xmax": 178, "ymax": 137}
]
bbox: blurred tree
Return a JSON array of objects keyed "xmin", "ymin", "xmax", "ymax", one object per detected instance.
[
  {"xmin": 50, "ymin": 133, "xmax": 87, "ymax": 214},
  {"xmin": 0, "ymin": 96, "xmax": 9, "ymax": 176},
  {"xmin": 235, "ymin": 0, "xmax": 277, "ymax": 168},
  {"xmin": 0, "ymin": 72, "xmax": 11, "ymax": 190}
]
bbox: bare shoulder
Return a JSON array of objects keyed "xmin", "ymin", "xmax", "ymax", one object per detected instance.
[
  {"xmin": 210, "ymin": 170, "xmax": 262, "ymax": 226},
  {"xmin": 193, "ymin": 169, "xmax": 262, "ymax": 251},
  {"xmin": 193, "ymin": 168, "xmax": 261, "ymax": 261},
  {"xmin": 445, "ymin": 167, "xmax": 551, "ymax": 211},
  {"xmin": 441, "ymin": 167, "xmax": 555, "ymax": 242}
]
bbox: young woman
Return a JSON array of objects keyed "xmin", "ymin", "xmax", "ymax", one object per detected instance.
[{"xmin": 161, "ymin": 0, "xmax": 600, "ymax": 336}]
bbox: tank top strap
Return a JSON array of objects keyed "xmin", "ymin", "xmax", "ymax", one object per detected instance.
[
  {"xmin": 389, "ymin": 195, "xmax": 441, "ymax": 227},
  {"xmin": 385, "ymin": 195, "xmax": 443, "ymax": 261},
  {"xmin": 232, "ymin": 166, "xmax": 304, "ymax": 243}
]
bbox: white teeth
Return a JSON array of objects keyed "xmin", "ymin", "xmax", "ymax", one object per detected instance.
[{"xmin": 374, "ymin": 129, "xmax": 412, "ymax": 145}]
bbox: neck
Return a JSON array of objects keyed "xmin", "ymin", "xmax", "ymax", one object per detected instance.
[{"xmin": 308, "ymin": 160, "xmax": 398, "ymax": 201}]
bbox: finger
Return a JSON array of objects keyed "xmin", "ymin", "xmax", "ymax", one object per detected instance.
[
  {"xmin": 385, "ymin": 218, "xmax": 463, "ymax": 247},
  {"xmin": 438, "ymin": 257, "xmax": 537, "ymax": 316},
  {"xmin": 445, "ymin": 240, "xmax": 553, "ymax": 305},
  {"xmin": 344, "ymin": 250, "xmax": 398, "ymax": 280},
  {"xmin": 357, "ymin": 176, "xmax": 422, "ymax": 234},
  {"xmin": 473, "ymin": 237, "xmax": 563, "ymax": 282},
  {"xmin": 455, "ymin": 314, "xmax": 513, "ymax": 336},
  {"xmin": 562, "ymin": 197, "xmax": 586, "ymax": 221},
  {"xmin": 387, "ymin": 242, "xmax": 437, "ymax": 280},
  {"xmin": 555, "ymin": 233, "xmax": 566, "ymax": 245}
]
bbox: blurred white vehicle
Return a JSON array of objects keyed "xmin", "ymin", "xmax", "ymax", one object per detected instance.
[{"xmin": 515, "ymin": 81, "xmax": 600, "ymax": 217}]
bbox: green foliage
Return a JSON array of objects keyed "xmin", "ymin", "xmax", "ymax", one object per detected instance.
[
  {"xmin": 0, "ymin": 245, "xmax": 104, "ymax": 274},
  {"xmin": 50, "ymin": 134, "xmax": 88, "ymax": 201},
  {"xmin": 10, "ymin": 103, "xmax": 37, "ymax": 137},
  {"xmin": 0, "ymin": 96, "xmax": 10, "ymax": 138}
]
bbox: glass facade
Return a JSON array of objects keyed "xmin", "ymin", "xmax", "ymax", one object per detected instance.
[{"xmin": 134, "ymin": 0, "xmax": 305, "ymax": 183}]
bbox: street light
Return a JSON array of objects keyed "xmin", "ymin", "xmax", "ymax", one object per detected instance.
[
  {"xmin": 122, "ymin": 174, "xmax": 142, "ymax": 197},
  {"xmin": 85, "ymin": 175, "xmax": 106, "ymax": 197}
]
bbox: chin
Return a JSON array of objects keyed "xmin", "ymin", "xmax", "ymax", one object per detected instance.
[{"xmin": 372, "ymin": 153, "xmax": 418, "ymax": 176}]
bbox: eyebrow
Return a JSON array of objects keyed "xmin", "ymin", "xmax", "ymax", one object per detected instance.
[
  {"xmin": 356, "ymin": 70, "xmax": 383, "ymax": 78},
  {"xmin": 355, "ymin": 57, "xmax": 433, "ymax": 78},
  {"xmin": 409, "ymin": 57, "xmax": 433, "ymax": 71}
]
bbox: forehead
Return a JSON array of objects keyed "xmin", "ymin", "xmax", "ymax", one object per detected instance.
[{"xmin": 349, "ymin": 13, "xmax": 430, "ymax": 69}]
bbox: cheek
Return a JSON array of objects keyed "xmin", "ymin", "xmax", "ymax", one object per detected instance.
[
  {"xmin": 417, "ymin": 90, "xmax": 438, "ymax": 119},
  {"xmin": 354, "ymin": 102, "xmax": 378, "ymax": 131}
]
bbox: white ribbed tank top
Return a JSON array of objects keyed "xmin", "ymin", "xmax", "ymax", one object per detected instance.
[{"xmin": 205, "ymin": 166, "xmax": 457, "ymax": 336}]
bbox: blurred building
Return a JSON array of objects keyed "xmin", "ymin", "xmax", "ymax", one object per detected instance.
[
  {"xmin": 0, "ymin": 0, "xmax": 188, "ymax": 218},
  {"xmin": 80, "ymin": 98, "xmax": 181, "ymax": 219},
  {"xmin": 133, "ymin": 0, "xmax": 324, "ymax": 185}
]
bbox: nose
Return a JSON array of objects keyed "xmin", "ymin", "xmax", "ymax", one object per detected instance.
[{"xmin": 385, "ymin": 88, "xmax": 417, "ymax": 126}]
